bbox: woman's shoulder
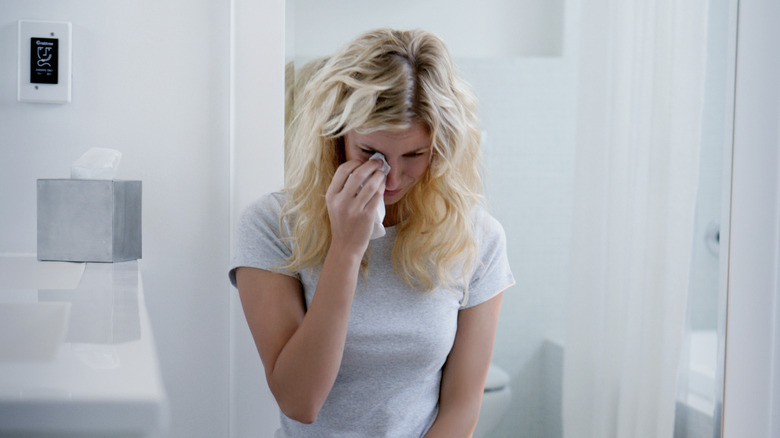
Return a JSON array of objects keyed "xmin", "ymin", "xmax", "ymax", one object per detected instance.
[
  {"xmin": 238, "ymin": 191, "xmax": 288, "ymax": 232},
  {"xmin": 470, "ymin": 203, "xmax": 507, "ymax": 242},
  {"xmin": 246, "ymin": 191, "xmax": 287, "ymax": 212},
  {"xmin": 230, "ymin": 191, "xmax": 294, "ymax": 286},
  {"xmin": 241, "ymin": 191, "xmax": 287, "ymax": 218}
]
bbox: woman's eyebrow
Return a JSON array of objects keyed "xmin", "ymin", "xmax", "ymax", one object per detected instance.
[{"xmin": 358, "ymin": 144, "xmax": 430, "ymax": 154}]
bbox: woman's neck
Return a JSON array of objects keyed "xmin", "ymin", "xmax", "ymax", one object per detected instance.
[{"xmin": 383, "ymin": 203, "xmax": 403, "ymax": 227}]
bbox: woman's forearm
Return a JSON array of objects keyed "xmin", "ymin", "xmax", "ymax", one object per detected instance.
[{"xmin": 267, "ymin": 245, "xmax": 362, "ymax": 423}]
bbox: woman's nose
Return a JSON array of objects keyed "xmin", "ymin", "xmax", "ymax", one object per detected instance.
[{"xmin": 384, "ymin": 163, "xmax": 400, "ymax": 190}]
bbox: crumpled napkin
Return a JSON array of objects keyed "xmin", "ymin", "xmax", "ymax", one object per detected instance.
[{"xmin": 368, "ymin": 152, "xmax": 390, "ymax": 239}]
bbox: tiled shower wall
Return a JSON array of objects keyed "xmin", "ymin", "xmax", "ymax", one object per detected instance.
[{"xmin": 458, "ymin": 56, "xmax": 578, "ymax": 437}]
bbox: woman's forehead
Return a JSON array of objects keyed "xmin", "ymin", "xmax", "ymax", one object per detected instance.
[{"xmin": 347, "ymin": 123, "xmax": 431, "ymax": 147}]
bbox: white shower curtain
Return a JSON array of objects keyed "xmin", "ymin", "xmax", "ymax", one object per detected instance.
[{"xmin": 563, "ymin": 1, "xmax": 709, "ymax": 437}]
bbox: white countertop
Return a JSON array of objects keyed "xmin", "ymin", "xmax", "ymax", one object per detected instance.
[{"xmin": 0, "ymin": 255, "xmax": 168, "ymax": 436}]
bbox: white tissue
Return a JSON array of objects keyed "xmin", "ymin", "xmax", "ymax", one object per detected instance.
[
  {"xmin": 70, "ymin": 148, "xmax": 122, "ymax": 180},
  {"xmin": 368, "ymin": 152, "xmax": 391, "ymax": 240}
]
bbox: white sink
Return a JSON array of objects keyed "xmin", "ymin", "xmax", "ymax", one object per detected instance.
[
  {"xmin": 0, "ymin": 302, "xmax": 70, "ymax": 361},
  {"xmin": 0, "ymin": 257, "xmax": 169, "ymax": 436},
  {"xmin": 0, "ymin": 254, "xmax": 84, "ymax": 362}
]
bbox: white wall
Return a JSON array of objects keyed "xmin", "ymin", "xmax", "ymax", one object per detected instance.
[
  {"xmin": 461, "ymin": 55, "xmax": 577, "ymax": 436},
  {"xmin": 229, "ymin": 1, "xmax": 285, "ymax": 437},
  {"xmin": 723, "ymin": 0, "xmax": 780, "ymax": 436},
  {"xmin": 290, "ymin": 0, "xmax": 564, "ymax": 59},
  {"xmin": 687, "ymin": 0, "xmax": 732, "ymax": 333},
  {"xmin": 459, "ymin": 3, "xmax": 580, "ymax": 435},
  {"xmin": 0, "ymin": 2, "xmax": 232, "ymax": 437}
]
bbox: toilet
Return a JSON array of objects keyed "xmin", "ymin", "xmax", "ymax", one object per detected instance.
[{"xmin": 473, "ymin": 363, "xmax": 512, "ymax": 438}]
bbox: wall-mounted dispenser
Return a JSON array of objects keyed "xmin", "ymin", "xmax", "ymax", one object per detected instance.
[{"xmin": 18, "ymin": 19, "xmax": 72, "ymax": 104}]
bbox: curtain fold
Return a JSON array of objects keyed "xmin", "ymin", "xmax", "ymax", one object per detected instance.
[{"xmin": 563, "ymin": 1, "xmax": 709, "ymax": 437}]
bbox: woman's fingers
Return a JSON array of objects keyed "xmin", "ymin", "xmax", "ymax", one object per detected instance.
[
  {"xmin": 332, "ymin": 159, "xmax": 384, "ymax": 200},
  {"xmin": 327, "ymin": 161, "xmax": 363, "ymax": 198},
  {"xmin": 326, "ymin": 159, "xmax": 386, "ymax": 252},
  {"xmin": 354, "ymin": 169, "xmax": 386, "ymax": 203}
]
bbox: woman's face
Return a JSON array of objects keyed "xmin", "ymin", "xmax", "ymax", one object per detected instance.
[{"xmin": 344, "ymin": 122, "xmax": 432, "ymax": 206}]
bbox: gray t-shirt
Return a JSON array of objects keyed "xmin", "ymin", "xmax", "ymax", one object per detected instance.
[{"xmin": 229, "ymin": 192, "xmax": 515, "ymax": 438}]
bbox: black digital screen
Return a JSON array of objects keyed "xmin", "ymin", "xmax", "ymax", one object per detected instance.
[{"xmin": 30, "ymin": 37, "xmax": 58, "ymax": 84}]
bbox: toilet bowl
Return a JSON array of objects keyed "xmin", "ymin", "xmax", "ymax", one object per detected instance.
[{"xmin": 473, "ymin": 363, "xmax": 512, "ymax": 438}]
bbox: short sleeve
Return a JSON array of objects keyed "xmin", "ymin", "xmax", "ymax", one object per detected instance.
[
  {"xmin": 228, "ymin": 192, "xmax": 297, "ymax": 287},
  {"xmin": 461, "ymin": 208, "xmax": 515, "ymax": 308}
]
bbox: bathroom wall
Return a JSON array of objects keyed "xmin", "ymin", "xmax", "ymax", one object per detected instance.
[
  {"xmin": 457, "ymin": 41, "xmax": 577, "ymax": 438},
  {"xmin": 686, "ymin": 0, "xmax": 732, "ymax": 333},
  {"xmin": 0, "ymin": 2, "xmax": 232, "ymax": 436},
  {"xmin": 230, "ymin": 1, "xmax": 286, "ymax": 437},
  {"xmin": 290, "ymin": 0, "xmax": 564, "ymax": 59},
  {"xmin": 455, "ymin": 2, "xmax": 580, "ymax": 436},
  {"xmin": 723, "ymin": 0, "xmax": 780, "ymax": 435},
  {"xmin": 458, "ymin": 54, "xmax": 576, "ymax": 436}
]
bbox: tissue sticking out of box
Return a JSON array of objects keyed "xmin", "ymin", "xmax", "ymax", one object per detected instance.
[{"xmin": 70, "ymin": 148, "xmax": 122, "ymax": 180}]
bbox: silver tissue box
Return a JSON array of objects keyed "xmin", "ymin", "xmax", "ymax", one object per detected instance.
[{"xmin": 37, "ymin": 179, "xmax": 142, "ymax": 262}]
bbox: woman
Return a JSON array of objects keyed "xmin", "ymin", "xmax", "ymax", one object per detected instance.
[{"xmin": 230, "ymin": 28, "xmax": 514, "ymax": 437}]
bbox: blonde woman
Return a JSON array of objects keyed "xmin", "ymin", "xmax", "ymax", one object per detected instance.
[{"xmin": 230, "ymin": 29, "xmax": 514, "ymax": 437}]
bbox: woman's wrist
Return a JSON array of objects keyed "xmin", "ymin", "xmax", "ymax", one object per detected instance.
[{"xmin": 327, "ymin": 239, "xmax": 367, "ymax": 267}]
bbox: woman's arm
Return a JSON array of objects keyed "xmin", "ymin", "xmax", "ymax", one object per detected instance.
[
  {"xmin": 424, "ymin": 292, "xmax": 504, "ymax": 437},
  {"xmin": 235, "ymin": 248, "xmax": 360, "ymax": 423},
  {"xmin": 235, "ymin": 159, "xmax": 386, "ymax": 424}
]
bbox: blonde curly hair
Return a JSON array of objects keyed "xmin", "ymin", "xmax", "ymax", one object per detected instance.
[{"xmin": 282, "ymin": 28, "xmax": 483, "ymax": 292}]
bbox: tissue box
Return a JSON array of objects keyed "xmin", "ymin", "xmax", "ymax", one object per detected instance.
[{"xmin": 37, "ymin": 179, "xmax": 142, "ymax": 262}]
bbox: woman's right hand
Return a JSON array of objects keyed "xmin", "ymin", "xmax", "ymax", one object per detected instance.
[{"xmin": 325, "ymin": 159, "xmax": 386, "ymax": 255}]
